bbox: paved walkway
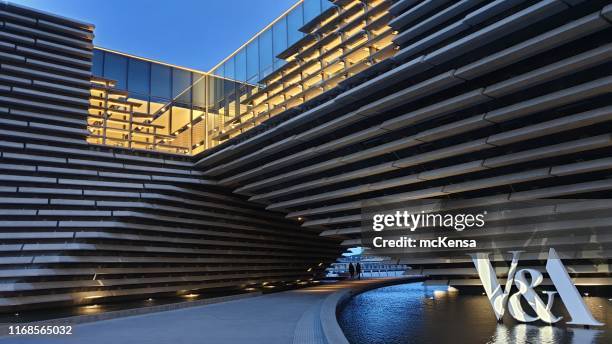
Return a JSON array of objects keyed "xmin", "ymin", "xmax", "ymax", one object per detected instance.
[{"xmin": 0, "ymin": 278, "xmax": 416, "ymax": 344}]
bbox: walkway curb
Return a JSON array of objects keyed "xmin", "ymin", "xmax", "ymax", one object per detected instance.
[{"xmin": 319, "ymin": 276, "xmax": 426, "ymax": 344}]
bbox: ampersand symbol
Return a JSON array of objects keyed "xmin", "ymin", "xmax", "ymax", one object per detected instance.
[{"xmin": 508, "ymin": 269, "xmax": 562, "ymax": 323}]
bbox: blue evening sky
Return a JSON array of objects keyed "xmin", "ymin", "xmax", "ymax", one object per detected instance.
[{"xmin": 12, "ymin": 0, "xmax": 297, "ymax": 72}]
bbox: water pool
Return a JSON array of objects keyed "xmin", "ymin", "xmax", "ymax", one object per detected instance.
[{"xmin": 338, "ymin": 283, "xmax": 611, "ymax": 344}]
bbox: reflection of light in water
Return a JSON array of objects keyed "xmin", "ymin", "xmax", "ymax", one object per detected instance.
[
  {"xmin": 339, "ymin": 283, "xmax": 610, "ymax": 344},
  {"xmin": 491, "ymin": 323, "xmax": 603, "ymax": 344},
  {"xmin": 433, "ymin": 290, "xmax": 446, "ymax": 298},
  {"xmin": 569, "ymin": 328, "xmax": 604, "ymax": 344}
]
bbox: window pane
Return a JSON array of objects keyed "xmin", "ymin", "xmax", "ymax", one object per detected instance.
[
  {"xmin": 287, "ymin": 4, "xmax": 304, "ymax": 46},
  {"xmin": 224, "ymin": 57, "xmax": 235, "ymax": 80},
  {"xmin": 103, "ymin": 52, "xmax": 127, "ymax": 89},
  {"xmin": 259, "ymin": 29, "xmax": 273, "ymax": 78},
  {"xmin": 127, "ymin": 58, "xmax": 150, "ymax": 95},
  {"xmin": 208, "ymin": 75, "xmax": 224, "ymax": 115},
  {"xmin": 274, "ymin": 58, "xmax": 286, "ymax": 70},
  {"xmin": 304, "ymin": 0, "xmax": 321, "ymax": 23},
  {"xmin": 273, "ymin": 17, "xmax": 287, "ymax": 56},
  {"xmin": 192, "ymin": 75, "xmax": 206, "ymax": 108},
  {"xmin": 235, "ymin": 49, "xmax": 246, "ymax": 82},
  {"xmin": 173, "ymin": 68, "xmax": 192, "ymax": 103},
  {"xmin": 224, "ymin": 80, "xmax": 237, "ymax": 117},
  {"xmin": 213, "ymin": 64, "xmax": 224, "ymax": 78},
  {"xmin": 150, "ymin": 64, "xmax": 171, "ymax": 100},
  {"xmin": 246, "ymin": 39, "xmax": 259, "ymax": 81},
  {"xmin": 322, "ymin": 0, "xmax": 333, "ymax": 11},
  {"xmin": 92, "ymin": 49, "xmax": 103, "ymax": 76}
]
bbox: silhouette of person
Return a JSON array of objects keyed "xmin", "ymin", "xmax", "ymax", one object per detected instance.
[
  {"xmin": 348, "ymin": 262, "xmax": 355, "ymax": 279},
  {"xmin": 356, "ymin": 262, "xmax": 362, "ymax": 279}
]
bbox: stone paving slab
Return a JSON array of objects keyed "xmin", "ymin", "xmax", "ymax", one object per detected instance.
[{"xmin": 0, "ymin": 278, "xmax": 413, "ymax": 344}]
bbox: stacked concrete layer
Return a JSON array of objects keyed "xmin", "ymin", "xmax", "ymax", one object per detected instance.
[
  {"xmin": 0, "ymin": 2, "xmax": 342, "ymax": 311},
  {"xmin": 196, "ymin": 0, "xmax": 612, "ymax": 286}
]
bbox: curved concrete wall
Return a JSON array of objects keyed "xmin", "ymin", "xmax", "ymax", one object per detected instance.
[
  {"xmin": 0, "ymin": 2, "xmax": 342, "ymax": 311},
  {"xmin": 196, "ymin": 0, "xmax": 612, "ymax": 287}
]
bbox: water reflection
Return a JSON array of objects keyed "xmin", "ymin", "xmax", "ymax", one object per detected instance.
[
  {"xmin": 487, "ymin": 323, "xmax": 604, "ymax": 344},
  {"xmin": 338, "ymin": 283, "xmax": 611, "ymax": 344}
]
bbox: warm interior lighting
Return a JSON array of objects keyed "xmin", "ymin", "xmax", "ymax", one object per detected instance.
[{"xmin": 89, "ymin": 0, "xmax": 396, "ymax": 155}]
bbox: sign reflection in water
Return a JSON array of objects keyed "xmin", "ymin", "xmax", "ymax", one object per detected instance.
[
  {"xmin": 490, "ymin": 323, "xmax": 603, "ymax": 344},
  {"xmin": 338, "ymin": 283, "xmax": 610, "ymax": 344}
]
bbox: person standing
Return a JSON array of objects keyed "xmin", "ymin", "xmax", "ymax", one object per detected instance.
[
  {"xmin": 356, "ymin": 262, "xmax": 362, "ymax": 279},
  {"xmin": 348, "ymin": 262, "xmax": 355, "ymax": 279}
]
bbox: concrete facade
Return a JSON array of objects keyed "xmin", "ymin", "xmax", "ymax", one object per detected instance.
[
  {"xmin": 196, "ymin": 0, "xmax": 612, "ymax": 287},
  {"xmin": 0, "ymin": 2, "xmax": 342, "ymax": 311},
  {"xmin": 1, "ymin": 0, "xmax": 612, "ymax": 311}
]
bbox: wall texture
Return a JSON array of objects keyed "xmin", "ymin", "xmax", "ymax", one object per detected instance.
[
  {"xmin": 0, "ymin": 2, "xmax": 342, "ymax": 311},
  {"xmin": 2, "ymin": 0, "xmax": 612, "ymax": 312},
  {"xmin": 196, "ymin": 0, "xmax": 612, "ymax": 287}
]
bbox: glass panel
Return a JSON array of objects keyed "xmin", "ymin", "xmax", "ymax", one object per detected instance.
[
  {"xmin": 224, "ymin": 57, "xmax": 235, "ymax": 80},
  {"xmin": 224, "ymin": 80, "xmax": 237, "ymax": 118},
  {"xmin": 246, "ymin": 39, "xmax": 259, "ymax": 81},
  {"xmin": 92, "ymin": 49, "xmax": 103, "ymax": 76},
  {"xmin": 259, "ymin": 29, "xmax": 273, "ymax": 79},
  {"xmin": 171, "ymin": 104, "xmax": 191, "ymax": 134},
  {"xmin": 287, "ymin": 4, "xmax": 304, "ymax": 46},
  {"xmin": 192, "ymin": 75, "xmax": 206, "ymax": 108},
  {"xmin": 150, "ymin": 64, "xmax": 171, "ymax": 100},
  {"xmin": 274, "ymin": 58, "xmax": 286, "ymax": 70},
  {"xmin": 235, "ymin": 49, "xmax": 246, "ymax": 82},
  {"xmin": 304, "ymin": 0, "xmax": 321, "ymax": 23},
  {"xmin": 103, "ymin": 52, "xmax": 127, "ymax": 89},
  {"xmin": 150, "ymin": 97, "xmax": 170, "ymax": 135},
  {"xmin": 127, "ymin": 97, "xmax": 148, "ymax": 115},
  {"xmin": 238, "ymin": 83, "xmax": 251, "ymax": 117},
  {"xmin": 273, "ymin": 17, "xmax": 287, "ymax": 69},
  {"xmin": 213, "ymin": 64, "xmax": 224, "ymax": 78},
  {"xmin": 127, "ymin": 58, "xmax": 150, "ymax": 96},
  {"xmin": 208, "ymin": 75, "xmax": 224, "ymax": 117},
  {"xmin": 172, "ymin": 68, "xmax": 192, "ymax": 103},
  {"xmin": 322, "ymin": 0, "xmax": 334, "ymax": 11}
]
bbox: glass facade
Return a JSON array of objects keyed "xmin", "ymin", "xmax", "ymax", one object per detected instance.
[
  {"xmin": 90, "ymin": 49, "xmax": 255, "ymax": 154},
  {"xmin": 88, "ymin": 0, "xmax": 390, "ymax": 155},
  {"xmin": 209, "ymin": 0, "xmax": 330, "ymax": 83}
]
